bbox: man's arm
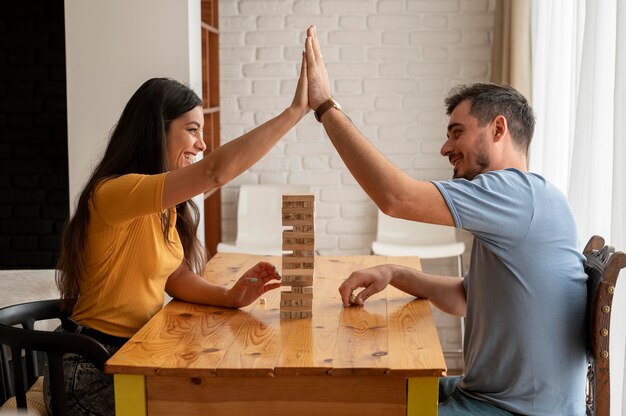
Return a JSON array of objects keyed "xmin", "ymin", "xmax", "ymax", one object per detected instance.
[
  {"xmin": 338, "ymin": 264, "xmax": 467, "ymax": 316},
  {"xmin": 305, "ymin": 26, "xmax": 453, "ymax": 226}
]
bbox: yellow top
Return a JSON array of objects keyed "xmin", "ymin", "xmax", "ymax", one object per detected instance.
[{"xmin": 72, "ymin": 173, "xmax": 183, "ymax": 338}]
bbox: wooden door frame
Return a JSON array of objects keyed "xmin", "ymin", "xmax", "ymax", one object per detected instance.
[{"xmin": 200, "ymin": 0, "xmax": 221, "ymax": 257}]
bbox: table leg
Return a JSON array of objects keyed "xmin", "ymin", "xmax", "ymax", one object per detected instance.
[
  {"xmin": 114, "ymin": 374, "xmax": 147, "ymax": 416},
  {"xmin": 407, "ymin": 376, "xmax": 438, "ymax": 415}
]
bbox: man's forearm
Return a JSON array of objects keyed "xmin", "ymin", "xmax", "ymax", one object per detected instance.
[
  {"xmin": 389, "ymin": 265, "xmax": 467, "ymax": 317},
  {"xmin": 320, "ymin": 109, "xmax": 403, "ymax": 209},
  {"xmin": 320, "ymin": 108, "xmax": 454, "ymax": 226}
]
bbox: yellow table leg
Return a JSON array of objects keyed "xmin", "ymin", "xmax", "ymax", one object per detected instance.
[
  {"xmin": 407, "ymin": 376, "xmax": 438, "ymax": 416},
  {"xmin": 114, "ymin": 374, "xmax": 147, "ymax": 416}
]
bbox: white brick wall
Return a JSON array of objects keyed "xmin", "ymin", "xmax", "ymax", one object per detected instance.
[{"xmin": 219, "ymin": 0, "xmax": 496, "ymax": 370}]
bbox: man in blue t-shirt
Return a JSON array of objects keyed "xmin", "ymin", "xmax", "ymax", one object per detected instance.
[{"xmin": 303, "ymin": 25, "xmax": 587, "ymax": 415}]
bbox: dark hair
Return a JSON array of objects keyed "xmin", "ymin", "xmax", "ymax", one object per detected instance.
[
  {"xmin": 57, "ymin": 78, "xmax": 205, "ymax": 310},
  {"xmin": 444, "ymin": 83, "xmax": 535, "ymax": 154}
]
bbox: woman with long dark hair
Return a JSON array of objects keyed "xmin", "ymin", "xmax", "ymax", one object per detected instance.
[{"xmin": 47, "ymin": 59, "xmax": 308, "ymax": 414}]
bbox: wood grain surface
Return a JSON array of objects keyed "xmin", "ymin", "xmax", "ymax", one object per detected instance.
[{"xmin": 105, "ymin": 254, "xmax": 446, "ymax": 378}]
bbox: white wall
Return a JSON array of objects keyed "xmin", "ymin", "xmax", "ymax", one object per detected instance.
[
  {"xmin": 218, "ymin": 0, "xmax": 495, "ymax": 254},
  {"xmin": 218, "ymin": 0, "xmax": 496, "ymax": 369},
  {"xmin": 64, "ymin": 0, "xmax": 204, "ymax": 239}
]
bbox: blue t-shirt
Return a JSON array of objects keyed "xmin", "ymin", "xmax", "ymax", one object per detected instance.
[{"xmin": 433, "ymin": 168, "xmax": 587, "ymax": 416}]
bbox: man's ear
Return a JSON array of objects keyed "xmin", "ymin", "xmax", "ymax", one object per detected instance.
[{"xmin": 493, "ymin": 115, "xmax": 507, "ymax": 142}]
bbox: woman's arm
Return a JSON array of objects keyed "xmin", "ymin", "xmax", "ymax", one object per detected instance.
[
  {"xmin": 162, "ymin": 56, "xmax": 309, "ymax": 210},
  {"xmin": 165, "ymin": 261, "xmax": 282, "ymax": 308}
]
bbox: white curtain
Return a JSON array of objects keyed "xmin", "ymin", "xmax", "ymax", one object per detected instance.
[
  {"xmin": 529, "ymin": 1, "xmax": 584, "ymax": 195},
  {"xmin": 530, "ymin": 0, "xmax": 624, "ymax": 249},
  {"xmin": 614, "ymin": 0, "xmax": 626, "ymax": 254},
  {"xmin": 530, "ymin": 1, "xmax": 626, "ymax": 413}
]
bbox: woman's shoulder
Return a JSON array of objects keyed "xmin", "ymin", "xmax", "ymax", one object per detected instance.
[
  {"xmin": 90, "ymin": 172, "xmax": 169, "ymax": 224},
  {"xmin": 94, "ymin": 173, "xmax": 167, "ymax": 194}
]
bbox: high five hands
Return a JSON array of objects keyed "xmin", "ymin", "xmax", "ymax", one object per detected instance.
[{"xmin": 304, "ymin": 25, "xmax": 333, "ymax": 113}]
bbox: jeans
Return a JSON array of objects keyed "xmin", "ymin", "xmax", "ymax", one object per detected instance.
[
  {"xmin": 439, "ymin": 376, "xmax": 519, "ymax": 416},
  {"xmin": 43, "ymin": 327, "xmax": 120, "ymax": 416}
]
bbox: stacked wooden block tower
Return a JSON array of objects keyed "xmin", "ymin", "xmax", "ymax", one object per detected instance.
[{"xmin": 280, "ymin": 194, "xmax": 315, "ymax": 319}]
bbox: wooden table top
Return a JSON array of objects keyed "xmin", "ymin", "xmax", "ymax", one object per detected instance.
[{"xmin": 105, "ymin": 253, "xmax": 447, "ymax": 379}]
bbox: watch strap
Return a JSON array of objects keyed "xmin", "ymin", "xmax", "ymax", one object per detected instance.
[{"xmin": 314, "ymin": 98, "xmax": 339, "ymax": 122}]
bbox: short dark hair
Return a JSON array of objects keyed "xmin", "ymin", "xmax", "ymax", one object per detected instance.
[{"xmin": 444, "ymin": 83, "xmax": 535, "ymax": 154}]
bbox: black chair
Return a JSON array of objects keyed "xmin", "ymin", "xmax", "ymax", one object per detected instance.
[
  {"xmin": 0, "ymin": 299, "xmax": 111, "ymax": 416},
  {"xmin": 583, "ymin": 235, "xmax": 626, "ymax": 416}
]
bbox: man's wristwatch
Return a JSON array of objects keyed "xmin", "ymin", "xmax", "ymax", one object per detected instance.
[{"xmin": 314, "ymin": 97, "xmax": 342, "ymax": 122}]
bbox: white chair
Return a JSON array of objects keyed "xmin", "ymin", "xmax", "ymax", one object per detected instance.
[
  {"xmin": 217, "ymin": 184, "xmax": 311, "ymax": 256},
  {"xmin": 372, "ymin": 210, "xmax": 465, "ymax": 277}
]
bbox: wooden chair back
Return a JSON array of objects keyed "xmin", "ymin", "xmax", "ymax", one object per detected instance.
[{"xmin": 583, "ymin": 235, "xmax": 626, "ymax": 416}]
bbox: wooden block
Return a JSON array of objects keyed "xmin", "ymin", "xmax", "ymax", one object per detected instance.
[
  {"xmin": 281, "ymin": 291, "xmax": 313, "ymax": 300},
  {"xmin": 282, "ymin": 194, "xmax": 314, "ymax": 203},
  {"xmin": 281, "ymin": 306, "xmax": 313, "ymax": 314},
  {"xmin": 282, "ymin": 254, "xmax": 314, "ymax": 262},
  {"xmin": 282, "ymin": 215, "xmax": 314, "ymax": 227},
  {"xmin": 282, "ymin": 269, "xmax": 314, "ymax": 279},
  {"xmin": 282, "ymin": 264, "xmax": 314, "ymax": 273},
  {"xmin": 281, "ymin": 275, "xmax": 314, "ymax": 286},
  {"xmin": 349, "ymin": 293, "xmax": 358, "ymax": 305},
  {"xmin": 284, "ymin": 275, "xmax": 314, "ymax": 283},
  {"xmin": 287, "ymin": 251, "xmax": 314, "ymax": 259},
  {"xmin": 282, "ymin": 284, "xmax": 313, "ymax": 290},
  {"xmin": 282, "ymin": 256, "xmax": 314, "ymax": 269},
  {"xmin": 282, "ymin": 230, "xmax": 314, "ymax": 239},
  {"xmin": 288, "ymin": 278, "xmax": 314, "ymax": 287},
  {"xmin": 292, "ymin": 225, "xmax": 314, "ymax": 233},
  {"xmin": 282, "ymin": 211, "xmax": 314, "ymax": 219},
  {"xmin": 282, "ymin": 231, "xmax": 315, "ymax": 251},
  {"xmin": 280, "ymin": 275, "xmax": 313, "ymax": 286},
  {"xmin": 283, "ymin": 200, "xmax": 314, "ymax": 209},
  {"xmin": 279, "ymin": 307, "xmax": 313, "ymax": 319},
  {"xmin": 280, "ymin": 291, "xmax": 314, "ymax": 307},
  {"xmin": 282, "ymin": 242, "xmax": 315, "ymax": 252},
  {"xmin": 282, "ymin": 238, "xmax": 315, "ymax": 246},
  {"xmin": 282, "ymin": 243, "xmax": 314, "ymax": 252},
  {"xmin": 282, "ymin": 207, "xmax": 314, "ymax": 217}
]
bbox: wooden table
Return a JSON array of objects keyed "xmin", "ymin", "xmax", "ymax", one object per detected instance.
[{"xmin": 105, "ymin": 254, "xmax": 446, "ymax": 416}]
